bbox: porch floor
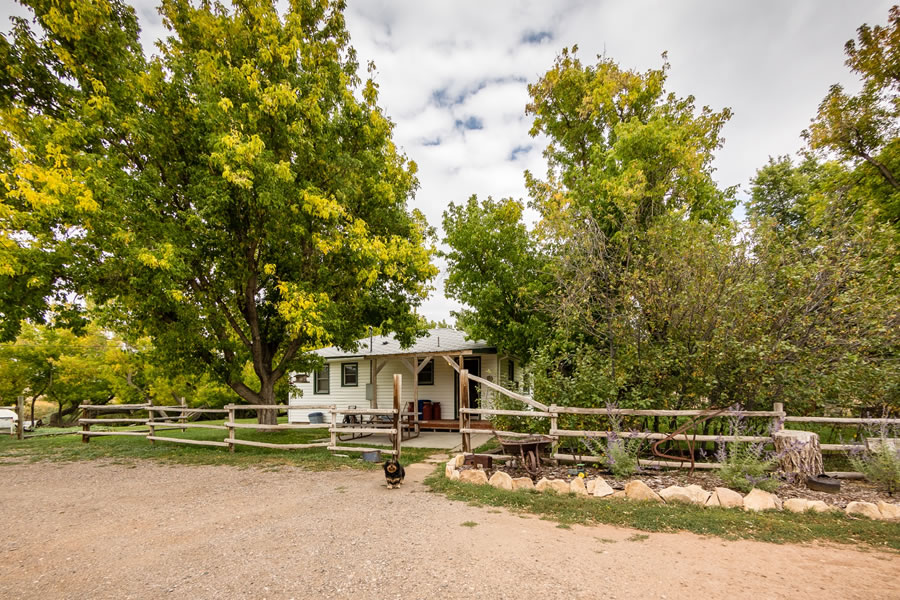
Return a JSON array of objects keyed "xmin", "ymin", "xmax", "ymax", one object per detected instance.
[
  {"xmin": 417, "ymin": 419, "xmax": 493, "ymax": 431},
  {"xmin": 332, "ymin": 431, "xmax": 492, "ymax": 452}
]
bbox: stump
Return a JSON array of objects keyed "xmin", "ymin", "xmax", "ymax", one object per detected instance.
[{"xmin": 772, "ymin": 429, "xmax": 823, "ymax": 484}]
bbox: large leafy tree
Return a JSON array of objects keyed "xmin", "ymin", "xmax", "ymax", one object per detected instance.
[
  {"xmin": 444, "ymin": 49, "xmax": 736, "ymax": 363},
  {"xmin": 441, "ymin": 195, "xmax": 551, "ymax": 361},
  {"xmin": 524, "ymin": 48, "xmax": 736, "ymax": 242},
  {"xmin": 1, "ymin": 0, "xmax": 436, "ymax": 422},
  {"xmin": 806, "ymin": 5, "xmax": 900, "ymax": 227}
]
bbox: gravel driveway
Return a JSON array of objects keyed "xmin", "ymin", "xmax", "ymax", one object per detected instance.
[{"xmin": 1, "ymin": 459, "xmax": 897, "ymax": 599}]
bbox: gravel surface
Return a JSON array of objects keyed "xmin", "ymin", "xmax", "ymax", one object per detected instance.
[{"xmin": 1, "ymin": 459, "xmax": 898, "ymax": 600}]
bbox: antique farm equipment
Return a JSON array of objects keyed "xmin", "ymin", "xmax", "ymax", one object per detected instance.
[{"xmin": 495, "ymin": 433, "xmax": 554, "ymax": 476}]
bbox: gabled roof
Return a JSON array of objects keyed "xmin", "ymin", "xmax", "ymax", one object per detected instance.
[{"xmin": 315, "ymin": 328, "xmax": 495, "ymax": 359}]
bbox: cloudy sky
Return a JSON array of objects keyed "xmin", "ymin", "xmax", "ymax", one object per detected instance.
[{"xmin": 3, "ymin": 1, "xmax": 894, "ymax": 322}]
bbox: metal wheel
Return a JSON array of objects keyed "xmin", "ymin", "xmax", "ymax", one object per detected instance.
[{"xmin": 525, "ymin": 449, "xmax": 540, "ymax": 476}]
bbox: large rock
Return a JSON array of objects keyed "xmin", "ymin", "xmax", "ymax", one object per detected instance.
[
  {"xmin": 590, "ymin": 477, "xmax": 614, "ymax": 498},
  {"xmin": 453, "ymin": 453, "xmax": 466, "ymax": 468},
  {"xmin": 846, "ymin": 501, "xmax": 882, "ymax": 520},
  {"xmin": 713, "ymin": 487, "xmax": 744, "ymax": 509},
  {"xmin": 807, "ymin": 500, "xmax": 835, "ymax": 513},
  {"xmin": 570, "ymin": 478, "xmax": 589, "ymax": 496},
  {"xmin": 445, "ymin": 461, "xmax": 456, "ymax": 478},
  {"xmin": 877, "ymin": 501, "xmax": 900, "ymax": 520},
  {"xmin": 743, "ymin": 489, "xmax": 780, "ymax": 512},
  {"xmin": 705, "ymin": 492, "xmax": 720, "ymax": 507},
  {"xmin": 783, "ymin": 498, "xmax": 810, "ymax": 513},
  {"xmin": 488, "ymin": 471, "xmax": 514, "ymax": 491},
  {"xmin": 511, "ymin": 477, "xmax": 535, "ymax": 491},
  {"xmin": 611, "ymin": 490, "xmax": 627, "ymax": 499},
  {"xmin": 659, "ymin": 485, "xmax": 694, "ymax": 504},
  {"xmin": 538, "ymin": 479, "xmax": 571, "ymax": 494},
  {"xmin": 685, "ymin": 485, "xmax": 711, "ymax": 505},
  {"xmin": 449, "ymin": 468, "xmax": 460, "ymax": 481},
  {"xmin": 624, "ymin": 480, "xmax": 664, "ymax": 503},
  {"xmin": 459, "ymin": 469, "xmax": 489, "ymax": 486}
]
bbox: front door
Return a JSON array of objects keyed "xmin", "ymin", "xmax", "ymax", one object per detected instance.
[{"xmin": 453, "ymin": 356, "xmax": 481, "ymax": 420}]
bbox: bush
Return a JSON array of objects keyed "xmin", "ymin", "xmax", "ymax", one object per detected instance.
[
  {"xmin": 848, "ymin": 436, "xmax": 900, "ymax": 495},
  {"xmin": 716, "ymin": 411, "xmax": 780, "ymax": 493},
  {"xmin": 583, "ymin": 404, "xmax": 645, "ymax": 479},
  {"xmin": 717, "ymin": 443, "xmax": 780, "ymax": 493}
]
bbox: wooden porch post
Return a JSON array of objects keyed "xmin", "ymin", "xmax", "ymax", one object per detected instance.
[
  {"xmin": 413, "ymin": 354, "xmax": 418, "ymax": 425},
  {"xmin": 371, "ymin": 358, "xmax": 378, "ymax": 409},
  {"xmin": 459, "ymin": 369, "xmax": 470, "ymax": 453},
  {"xmin": 393, "ymin": 374, "xmax": 402, "ymax": 459}
]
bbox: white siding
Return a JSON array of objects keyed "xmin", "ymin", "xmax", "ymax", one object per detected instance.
[
  {"xmin": 288, "ymin": 360, "xmax": 370, "ymax": 423},
  {"xmin": 288, "ymin": 353, "xmax": 505, "ymax": 422}
]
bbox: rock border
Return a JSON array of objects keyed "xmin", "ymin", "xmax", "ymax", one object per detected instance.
[{"xmin": 444, "ymin": 454, "xmax": 900, "ymax": 520}]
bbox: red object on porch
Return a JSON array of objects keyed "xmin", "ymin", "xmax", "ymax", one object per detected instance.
[
  {"xmin": 431, "ymin": 402, "xmax": 441, "ymax": 420},
  {"xmin": 422, "ymin": 401, "xmax": 433, "ymax": 421}
]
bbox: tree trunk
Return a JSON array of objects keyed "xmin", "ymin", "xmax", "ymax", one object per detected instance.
[
  {"xmin": 257, "ymin": 379, "xmax": 278, "ymax": 427},
  {"xmin": 773, "ymin": 429, "xmax": 824, "ymax": 485}
]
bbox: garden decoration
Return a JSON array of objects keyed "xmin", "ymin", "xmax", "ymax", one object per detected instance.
[{"xmin": 650, "ymin": 408, "xmax": 729, "ymax": 475}]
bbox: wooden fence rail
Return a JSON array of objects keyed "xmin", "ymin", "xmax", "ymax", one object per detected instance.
[
  {"xmin": 461, "ymin": 400, "xmax": 900, "ymax": 476},
  {"xmin": 224, "ymin": 404, "xmax": 334, "ymax": 453}
]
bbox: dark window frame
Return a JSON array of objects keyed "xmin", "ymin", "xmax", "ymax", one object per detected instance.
[
  {"xmin": 341, "ymin": 362, "xmax": 359, "ymax": 387},
  {"xmin": 507, "ymin": 359, "xmax": 515, "ymax": 383},
  {"xmin": 313, "ymin": 365, "xmax": 330, "ymax": 394},
  {"xmin": 417, "ymin": 358, "xmax": 435, "ymax": 386}
]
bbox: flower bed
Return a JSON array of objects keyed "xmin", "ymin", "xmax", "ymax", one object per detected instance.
[{"xmin": 444, "ymin": 454, "xmax": 900, "ymax": 520}]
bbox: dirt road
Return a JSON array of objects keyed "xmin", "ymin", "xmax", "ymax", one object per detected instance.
[{"xmin": 1, "ymin": 460, "xmax": 897, "ymax": 599}]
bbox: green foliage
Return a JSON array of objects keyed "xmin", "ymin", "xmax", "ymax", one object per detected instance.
[
  {"xmin": 717, "ymin": 445, "xmax": 779, "ymax": 494},
  {"xmin": 442, "ymin": 195, "xmax": 551, "ymax": 362},
  {"xmin": 524, "ymin": 47, "xmax": 736, "ymax": 239},
  {"xmin": 849, "ymin": 438, "xmax": 900, "ymax": 495},
  {"xmin": 1, "ymin": 0, "xmax": 437, "ymax": 420},
  {"xmin": 581, "ymin": 410, "xmax": 644, "ymax": 479},
  {"xmin": 444, "ymin": 18, "xmax": 900, "ymax": 417},
  {"xmin": 805, "ymin": 6, "xmax": 900, "ymax": 228},
  {"xmin": 0, "ymin": 319, "xmax": 244, "ymax": 424}
]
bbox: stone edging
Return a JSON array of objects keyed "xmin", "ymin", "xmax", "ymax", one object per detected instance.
[{"xmin": 444, "ymin": 454, "xmax": 900, "ymax": 520}]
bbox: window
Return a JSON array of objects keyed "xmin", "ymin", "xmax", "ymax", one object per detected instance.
[
  {"xmin": 341, "ymin": 362, "xmax": 358, "ymax": 387},
  {"xmin": 507, "ymin": 360, "xmax": 515, "ymax": 383},
  {"xmin": 417, "ymin": 358, "xmax": 434, "ymax": 385},
  {"xmin": 314, "ymin": 365, "xmax": 330, "ymax": 394}
]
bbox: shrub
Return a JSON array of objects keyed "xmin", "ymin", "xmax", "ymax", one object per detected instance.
[
  {"xmin": 848, "ymin": 434, "xmax": 900, "ymax": 495},
  {"xmin": 717, "ymin": 443, "xmax": 780, "ymax": 493},
  {"xmin": 715, "ymin": 410, "xmax": 780, "ymax": 493},
  {"xmin": 583, "ymin": 403, "xmax": 645, "ymax": 479}
]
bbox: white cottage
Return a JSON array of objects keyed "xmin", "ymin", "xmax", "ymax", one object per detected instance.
[{"xmin": 288, "ymin": 328, "xmax": 524, "ymax": 425}]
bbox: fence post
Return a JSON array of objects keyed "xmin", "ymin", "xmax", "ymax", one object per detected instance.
[
  {"xmin": 180, "ymin": 396, "xmax": 187, "ymax": 432},
  {"xmin": 393, "ymin": 374, "xmax": 401, "ymax": 459},
  {"xmin": 81, "ymin": 407, "xmax": 92, "ymax": 443},
  {"xmin": 227, "ymin": 405, "xmax": 235, "ymax": 453},
  {"xmin": 329, "ymin": 405, "xmax": 337, "ymax": 451},
  {"xmin": 16, "ymin": 395, "xmax": 24, "ymax": 440},
  {"xmin": 772, "ymin": 402, "xmax": 785, "ymax": 433},
  {"xmin": 459, "ymin": 369, "xmax": 470, "ymax": 453},
  {"xmin": 147, "ymin": 400, "xmax": 155, "ymax": 444}
]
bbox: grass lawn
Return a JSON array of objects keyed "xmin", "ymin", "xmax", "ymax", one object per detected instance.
[
  {"xmin": 0, "ymin": 417, "xmax": 436, "ymax": 470},
  {"xmin": 425, "ymin": 470, "xmax": 900, "ymax": 552}
]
